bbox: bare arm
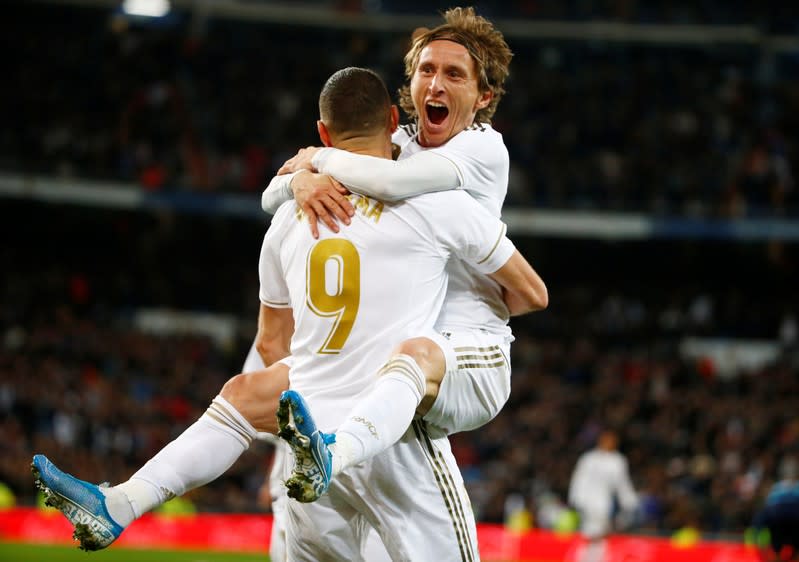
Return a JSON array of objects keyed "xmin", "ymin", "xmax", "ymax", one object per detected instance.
[
  {"xmin": 254, "ymin": 303, "xmax": 294, "ymax": 366},
  {"xmin": 488, "ymin": 250, "xmax": 548, "ymax": 316}
]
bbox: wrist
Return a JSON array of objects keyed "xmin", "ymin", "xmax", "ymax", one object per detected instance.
[{"xmin": 289, "ymin": 170, "xmax": 311, "ymax": 196}]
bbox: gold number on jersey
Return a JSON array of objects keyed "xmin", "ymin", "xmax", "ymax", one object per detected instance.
[{"xmin": 306, "ymin": 239, "xmax": 361, "ymax": 354}]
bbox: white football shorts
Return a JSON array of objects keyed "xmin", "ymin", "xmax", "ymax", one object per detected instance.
[
  {"xmin": 424, "ymin": 329, "xmax": 512, "ymax": 434},
  {"xmin": 284, "ymin": 421, "xmax": 480, "ymax": 562}
]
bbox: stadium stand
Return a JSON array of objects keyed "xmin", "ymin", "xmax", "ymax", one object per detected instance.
[
  {"xmin": 2, "ymin": 2, "xmax": 797, "ymax": 216},
  {"xmin": 1, "ymin": 0, "xmax": 797, "ymax": 548}
]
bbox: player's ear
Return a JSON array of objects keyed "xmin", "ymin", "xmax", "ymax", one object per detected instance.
[
  {"xmin": 474, "ymin": 89, "xmax": 492, "ymax": 111},
  {"xmin": 389, "ymin": 105, "xmax": 400, "ymax": 133},
  {"xmin": 317, "ymin": 120, "xmax": 333, "ymax": 147}
]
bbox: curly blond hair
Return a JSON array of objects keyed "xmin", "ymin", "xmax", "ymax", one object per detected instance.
[{"xmin": 398, "ymin": 7, "xmax": 513, "ymax": 124}]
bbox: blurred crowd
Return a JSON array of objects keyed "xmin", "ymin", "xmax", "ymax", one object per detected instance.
[
  {"xmin": 3, "ymin": 2, "xmax": 798, "ymax": 216},
  {"xmin": 2, "ymin": 201, "xmax": 798, "ymax": 542},
  {"xmin": 2, "ymin": 0, "xmax": 799, "ymax": 546},
  {"xmin": 350, "ymin": 1, "xmax": 799, "ymax": 30},
  {"xmin": 460, "ymin": 329, "xmax": 799, "ymax": 539}
]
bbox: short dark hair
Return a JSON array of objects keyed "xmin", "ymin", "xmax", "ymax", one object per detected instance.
[{"xmin": 319, "ymin": 67, "xmax": 391, "ymax": 136}]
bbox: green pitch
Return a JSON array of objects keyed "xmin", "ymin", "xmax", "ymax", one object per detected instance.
[{"xmin": 0, "ymin": 542, "xmax": 270, "ymax": 562}]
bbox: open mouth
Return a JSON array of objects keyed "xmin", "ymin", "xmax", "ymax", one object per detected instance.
[{"xmin": 426, "ymin": 102, "xmax": 449, "ymax": 125}]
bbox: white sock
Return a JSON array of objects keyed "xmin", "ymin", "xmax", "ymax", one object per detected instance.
[
  {"xmin": 96, "ymin": 484, "xmax": 137, "ymax": 528},
  {"xmin": 114, "ymin": 395, "xmax": 256, "ymax": 519},
  {"xmin": 581, "ymin": 539, "xmax": 606, "ymax": 562},
  {"xmin": 331, "ymin": 354, "xmax": 425, "ymax": 475}
]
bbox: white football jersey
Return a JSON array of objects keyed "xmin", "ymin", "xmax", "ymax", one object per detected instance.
[
  {"xmin": 568, "ymin": 449, "xmax": 639, "ymax": 517},
  {"xmin": 259, "ymin": 190, "xmax": 514, "ymax": 431},
  {"xmin": 393, "ymin": 123, "xmax": 512, "ymax": 337}
]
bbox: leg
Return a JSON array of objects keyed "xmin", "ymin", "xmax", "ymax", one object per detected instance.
[
  {"xmin": 337, "ymin": 330, "xmax": 511, "ymax": 437},
  {"xmin": 422, "ymin": 330, "xmax": 511, "ymax": 434},
  {"xmin": 220, "ymin": 362, "xmax": 290, "ymax": 434},
  {"xmin": 362, "ymin": 524, "xmax": 392, "ymax": 562},
  {"xmin": 278, "ymin": 331, "xmax": 509, "ymax": 502},
  {"xmin": 578, "ymin": 538, "xmax": 607, "ymax": 562},
  {"xmin": 576, "ymin": 510, "xmax": 611, "ymax": 562},
  {"xmin": 32, "ymin": 361, "xmax": 290, "ymax": 550},
  {"xmin": 332, "ymin": 336, "xmax": 445, "ymax": 469},
  {"xmin": 122, "ymin": 361, "xmax": 290, "ymax": 505},
  {"xmin": 269, "ymin": 496, "xmax": 289, "ymax": 562},
  {"xmin": 283, "ymin": 485, "xmax": 367, "ymax": 562},
  {"xmin": 265, "ymin": 442, "xmax": 291, "ymax": 562},
  {"xmin": 403, "ymin": 337, "xmax": 448, "ymax": 417},
  {"xmin": 343, "ymin": 423, "xmax": 480, "ymax": 562},
  {"xmin": 278, "ymin": 336, "xmax": 443, "ymax": 502}
]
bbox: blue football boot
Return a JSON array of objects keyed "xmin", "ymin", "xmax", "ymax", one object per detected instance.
[
  {"xmin": 277, "ymin": 390, "xmax": 335, "ymax": 503},
  {"xmin": 31, "ymin": 454, "xmax": 126, "ymax": 551}
]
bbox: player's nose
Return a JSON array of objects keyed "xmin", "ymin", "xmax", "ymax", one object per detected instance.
[{"xmin": 428, "ymin": 72, "xmax": 445, "ymax": 93}]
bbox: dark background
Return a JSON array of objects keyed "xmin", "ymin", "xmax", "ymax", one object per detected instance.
[{"xmin": 1, "ymin": 0, "xmax": 797, "ymax": 541}]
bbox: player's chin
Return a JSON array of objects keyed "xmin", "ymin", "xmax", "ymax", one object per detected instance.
[{"xmin": 420, "ymin": 121, "xmax": 450, "ymax": 146}]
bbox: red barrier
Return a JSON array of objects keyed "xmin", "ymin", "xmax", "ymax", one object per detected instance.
[
  {"xmin": 477, "ymin": 523, "xmax": 760, "ymax": 562},
  {"xmin": 0, "ymin": 508, "xmax": 271, "ymax": 552},
  {"xmin": 0, "ymin": 508, "xmax": 760, "ymax": 561}
]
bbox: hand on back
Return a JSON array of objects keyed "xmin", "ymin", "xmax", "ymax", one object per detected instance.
[{"xmin": 290, "ymin": 170, "xmax": 353, "ymax": 238}]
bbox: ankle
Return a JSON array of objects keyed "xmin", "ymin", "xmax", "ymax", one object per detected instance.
[
  {"xmin": 98, "ymin": 485, "xmax": 137, "ymax": 527},
  {"xmin": 329, "ymin": 432, "xmax": 360, "ymax": 476},
  {"xmin": 113, "ymin": 478, "xmax": 163, "ymax": 521}
]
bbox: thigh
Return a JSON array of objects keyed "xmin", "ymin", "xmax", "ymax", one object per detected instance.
[
  {"xmin": 578, "ymin": 509, "xmax": 611, "ymax": 539},
  {"xmin": 343, "ymin": 422, "xmax": 480, "ymax": 562},
  {"xmin": 362, "ymin": 525, "xmax": 392, "ymax": 562},
  {"xmin": 267, "ymin": 443, "xmax": 292, "ymax": 562},
  {"xmin": 284, "ymin": 491, "xmax": 366, "ymax": 562},
  {"xmin": 424, "ymin": 330, "xmax": 511, "ymax": 434},
  {"xmin": 220, "ymin": 361, "xmax": 290, "ymax": 434},
  {"xmin": 269, "ymin": 493, "xmax": 288, "ymax": 562}
]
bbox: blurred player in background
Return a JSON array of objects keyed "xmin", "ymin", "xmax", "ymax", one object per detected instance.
[
  {"xmin": 753, "ymin": 455, "xmax": 799, "ymax": 562},
  {"xmin": 567, "ymin": 428, "xmax": 639, "ymax": 562},
  {"xmin": 264, "ymin": 5, "xmax": 533, "ymax": 504}
]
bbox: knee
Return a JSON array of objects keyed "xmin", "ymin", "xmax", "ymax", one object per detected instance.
[
  {"xmin": 388, "ymin": 338, "xmax": 446, "ymax": 414},
  {"xmin": 219, "ymin": 370, "xmax": 286, "ymax": 434},
  {"xmin": 220, "ymin": 373, "xmax": 249, "ymax": 409},
  {"xmin": 392, "ymin": 337, "xmax": 443, "ymax": 372}
]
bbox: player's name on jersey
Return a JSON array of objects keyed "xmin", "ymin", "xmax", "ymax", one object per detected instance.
[{"xmin": 295, "ymin": 194, "xmax": 384, "ymax": 224}]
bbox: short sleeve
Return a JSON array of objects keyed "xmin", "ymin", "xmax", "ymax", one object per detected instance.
[
  {"xmin": 425, "ymin": 126, "xmax": 509, "ymax": 217},
  {"xmin": 431, "ymin": 191, "xmax": 516, "ymax": 275},
  {"xmin": 258, "ymin": 207, "xmax": 292, "ymax": 308}
]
